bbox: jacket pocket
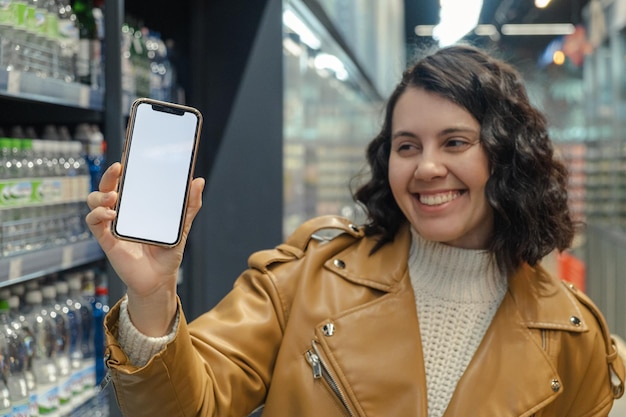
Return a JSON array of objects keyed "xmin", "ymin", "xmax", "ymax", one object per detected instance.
[{"xmin": 305, "ymin": 340, "xmax": 356, "ymax": 417}]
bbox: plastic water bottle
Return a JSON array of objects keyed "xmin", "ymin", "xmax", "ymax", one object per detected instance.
[
  {"xmin": 22, "ymin": 290, "xmax": 60, "ymax": 417},
  {"xmin": 0, "ymin": 360, "xmax": 12, "ymax": 417},
  {"xmin": 74, "ymin": 124, "xmax": 104, "ymax": 193},
  {"xmin": 7, "ymin": 294, "xmax": 38, "ymax": 417},
  {"xmin": 41, "ymin": 285, "xmax": 71, "ymax": 417},
  {"xmin": 66, "ymin": 272, "xmax": 94, "ymax": 404},
  {"xmin": 92, "ymin": 283, "xmax": 108, "ymax": 386},
  {"xmin": 0, "ymin": 297, "xmax": 29, "ymax": 417},
  {"xmin": 54, "ymin": 280, "xmax": 83, "ymax": 410}
]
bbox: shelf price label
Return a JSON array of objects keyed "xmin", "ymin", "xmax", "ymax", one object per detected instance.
[
  {"xmin": 62, "ymin": 246, "xmax": 74, "ymax": 269},
  {"xmin": 79, "ymin": 85, "xmax": 90, "ymax": 108},
  {"xmin": 8, "ymin": 257, "xmax": 23, "ymax": 280},
  {"xmin": 7, "ymin": 71, "xmax": 20, "ymax": 95}
]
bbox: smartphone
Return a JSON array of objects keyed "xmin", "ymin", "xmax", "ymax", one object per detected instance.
[{"xmin": 112, "ymin": 98, "xmax": 203, "ymax": 247}]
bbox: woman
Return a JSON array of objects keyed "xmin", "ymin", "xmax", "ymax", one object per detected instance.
[{"xmin": 87, "ymin": 45, "xmax": 624, "ymax": 416}]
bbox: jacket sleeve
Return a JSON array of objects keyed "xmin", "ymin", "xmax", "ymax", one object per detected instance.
[
  {"xmin": 102, "ymin": 215, "xmax": 362, "ymax": 417},
  {"xmin": 104, "ymin": 266, "xmax": 287, "ymax": 417}
]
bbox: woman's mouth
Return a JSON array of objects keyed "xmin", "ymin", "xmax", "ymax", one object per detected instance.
[{"xmin": 417, "ymin": 191, "xmax": 463, "ymax": 206}]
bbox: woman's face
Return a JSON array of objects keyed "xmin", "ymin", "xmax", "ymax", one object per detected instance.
[{"xmin": 388, "ymin": 87, "xmax": 494, "ymax": 249}]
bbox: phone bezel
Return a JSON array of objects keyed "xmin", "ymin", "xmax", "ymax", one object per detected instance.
[{"xmin": 111, "ymin": 97, "xmax": 203, "ymax": 247}]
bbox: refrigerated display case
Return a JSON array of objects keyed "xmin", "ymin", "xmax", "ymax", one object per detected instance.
[
  {"xmin": 282, "ymin": 0, "xmax": 404, "ymax": 237},
  {"xmin": 0, "ymin": 0, "xmax": 126, "ymax": 414}
]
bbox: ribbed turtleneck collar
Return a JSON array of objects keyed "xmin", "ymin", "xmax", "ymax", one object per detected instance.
[{"xmin": 408, "ymin": 228, "xmax": 508, "ymax": 303}]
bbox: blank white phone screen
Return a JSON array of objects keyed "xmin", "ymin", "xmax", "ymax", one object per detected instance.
[{"xmin": 115, "ymin": 103, "xmax": 199, "ymax": 245}]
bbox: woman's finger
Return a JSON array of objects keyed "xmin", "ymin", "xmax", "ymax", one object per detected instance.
[
  {"xmin": 99, "ymin": 162, "xmax": 122, "ymax": 193},
  {"xmin": 87, "ymin": 190, "xmax": 117, "ymax": 211},
  {"xmin": 85, "ymin": 206, "xmax": 117, "ymax": 250},
  {"xmin": 178, "ymin": 177, "xmax": 205, "ymax": 243}
]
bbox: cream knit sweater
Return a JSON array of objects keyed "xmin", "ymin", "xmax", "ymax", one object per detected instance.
[
  {"xmin": 408, "ymin": 229, "xmax": 507, "ymax": 416},
  {"xmin": 118, "ymin": 229, "xmax": 508, "ymax": 416}
]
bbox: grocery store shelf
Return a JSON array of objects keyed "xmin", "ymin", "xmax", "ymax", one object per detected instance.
[
  {"xmin": 0, "ymin": 238, "xmax": 104, "ymax": 286},
  {"xmin": 0, "ymin": 69, "xmax": 104, "ymax": 110}
]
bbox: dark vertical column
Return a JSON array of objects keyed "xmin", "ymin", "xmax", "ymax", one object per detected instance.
[
  {"xmin": 103, "ymin": 1, "xmax": 124, "ymax": 300},
  {"xmin": 181, "ymin": 0, "xmax": 284, "ymax": 319},
  {"xmin": 103, "ymin": 0, "xmax": 124, "ymax": 176},
  {"xmin": 103, "ymin": 1, "xmax": 124, "ymax": 415}
]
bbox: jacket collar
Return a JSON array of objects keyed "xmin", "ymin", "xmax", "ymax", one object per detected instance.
[{"xmin": 323, "ymin": 224, "xmax": 411, "ymax": 292}]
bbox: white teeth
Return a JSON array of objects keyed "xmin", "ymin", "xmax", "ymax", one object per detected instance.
[{"xmin": 419, "ymin": 191, "xmax": 461, "ymax": 206}]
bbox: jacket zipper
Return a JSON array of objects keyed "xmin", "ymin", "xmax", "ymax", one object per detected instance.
[
  {"xmin": 97, "ymin": 371, "xmax": 112, "ymax": 393},
  {"xmin": 305, "ymin": 340, "xmax": 356, "ymax": 417},
  {"xmin": 96, "ymin": 353, "xmax": 113, "ymax": 394}
]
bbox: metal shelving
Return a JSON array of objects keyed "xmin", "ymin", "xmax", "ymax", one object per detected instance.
[{"xmin": 0, "ymin": 238, "xmax": 103, "ymax": 286}]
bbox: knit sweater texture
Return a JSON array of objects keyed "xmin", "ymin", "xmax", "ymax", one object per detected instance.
[{"xmin": 409, "ymin": 229, "xmax": 507, "ymax": 417}]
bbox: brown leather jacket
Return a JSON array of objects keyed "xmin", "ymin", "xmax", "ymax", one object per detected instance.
[{"xmin": 104, "ymin": 215, "xmax": 625, "ymax": 417}]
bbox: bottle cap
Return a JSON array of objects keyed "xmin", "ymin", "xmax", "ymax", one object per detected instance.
[
  {"xmin": 25, "ymin": 290, "xmax": 43, "ymax": 305},
  {"xmin": 8, "ymin": 296, "xmax": 19, "ymax": 310},
  {"xmin": 95, "ymin": 286, "xmax": 108, "ymax": 296},
  {"xmin": 41, "ymin": 285, "xmax": 57, "ymax": 299},
  {"xmin": 55, "ymin": 281, "xmax": 69, "ymax": 295},
  {"xmin": 67, "ymin": 273, "xmax": 82, "ymax": 291}
]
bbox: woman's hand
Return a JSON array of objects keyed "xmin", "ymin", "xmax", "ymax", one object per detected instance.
[{"xmin": 86, "ymin": 162, "xmax": 205, "ymax": 336}]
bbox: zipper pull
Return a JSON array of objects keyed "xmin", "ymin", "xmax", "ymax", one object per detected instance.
[
  {"xmin": 96, "ymin": 370, "xmax": 112, "ymax": 393},
  {"xmin": 306, "ymin": 350, "xmax": 323, "ymax": 379}
]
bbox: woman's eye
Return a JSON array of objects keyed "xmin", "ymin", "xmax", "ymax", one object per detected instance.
[
  {"xmin": 445, "ymin": 139, "xmax": 470, "ymax": 148},
  {"xmin": 396, "ymin": 143, "xmax": 420, "ymax": 153}
]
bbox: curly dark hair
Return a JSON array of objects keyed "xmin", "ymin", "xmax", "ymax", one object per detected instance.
[{"xmin": 353, "ymin": 44, "xmax": 575, "ymax": 272}]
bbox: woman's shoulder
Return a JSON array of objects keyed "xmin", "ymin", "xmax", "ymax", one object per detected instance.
[
  {"xmin": 512, "ymin": 264, "xmax": 625, "ymax": 397},
  {"xmin": 512, "ymin": 264, "xmax": 615, "ymax": 337},
  {"xmin": 246, "ymin": 215, "xmax": 366, "ymax": 273}
]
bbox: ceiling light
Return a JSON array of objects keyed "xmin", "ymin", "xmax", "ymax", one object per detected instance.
[
  {"xmin": 415, "ymin": 25, "xmax": 436, "ymax": 36},
  {"xmin": 415, "ymin": 23, "xmax": 575, "ymax": 38},
  {"xmin": 283, "ymin": 9, "xmax": 321, "ymax": 50},
  {"xmin": 553, "ymin": 50, "xmax": 565, "ymax": 65},
  {"xmin": 314, "ymin": 53, "xmax": 348, "ymax": 81},
  {"xmin": 535, "ymin": 0, "xmax": 552, "ymax": 8},
  {"xmin": 415, "ymin": 25, "xmax": 435, "ymax": 36},
  {"xmin": 433, "ymin": 0, "xmax": 484, "ymax": 46},
  {"xmin": 501, "ymin": 23, "xmax": 575, "ymax": 36},
  {"xmin": 474, "ymin": 24, "xmax": 498, "ymax": 36}
]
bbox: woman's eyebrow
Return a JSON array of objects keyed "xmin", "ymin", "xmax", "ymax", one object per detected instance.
[
  {"xmin": 391, "ymin": 126, "xmax": 479, "ymax": 140},
  {"xmin": 391, "ymin": 130, "xmax": 418, "ymax": 140},
  {"xmin": 437, "ymin": 127, "xmax": 480, "ymax": 137}
]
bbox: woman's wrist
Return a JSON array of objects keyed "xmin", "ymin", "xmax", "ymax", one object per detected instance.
[
  {"xmin": 126, "ymin": 286, "xmax": 178, "ymax": 337},
  {"xmin": 118, "ymin": 297, "xmax": 178, "ymax": 367}
]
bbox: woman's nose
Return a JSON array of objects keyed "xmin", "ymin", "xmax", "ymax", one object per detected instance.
[{"xmin": 413, "ymin": 151, "xmax": 447, "ymax": 181}]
